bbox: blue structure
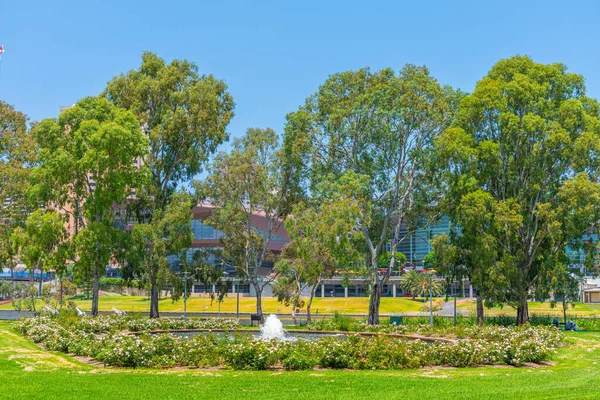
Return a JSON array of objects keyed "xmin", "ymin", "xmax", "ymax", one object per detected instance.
[
  {"xmin": 394, "ymin": 215, "xmax": 451, "ymax": 267},
  {"xmin": 0, "ymin": 268, "xmax": 52, "ymax": 281}
]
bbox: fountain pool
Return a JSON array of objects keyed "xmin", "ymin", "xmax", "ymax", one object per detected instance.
[{"xmin": 171, "ymin": 314, "xmax": 345, "ymax": 342}]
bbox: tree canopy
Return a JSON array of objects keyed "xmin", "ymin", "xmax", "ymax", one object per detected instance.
[
  {"xmin": 31, "ymin": 96, "xmax": 149, "ymax": 316},
  {"xmin": 284, "ymin": 65, "xmax": 461, "ymax": 324},
  {"xmin": 435, "ymin": 55, "xmax": 600, "ymax": 324},
  {"xmin": 105, "ymin": 52, "xmax": 235, "ymax": 213}
]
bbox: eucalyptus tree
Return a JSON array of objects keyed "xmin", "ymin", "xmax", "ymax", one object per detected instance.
[
  {"xmin": 104, "ymin": 52, "xmax": 235, "ymax": 215},
  {"xmin": 128, "ymin": 193, "xmax": 193, "ymax": 318},
  {"xmin": 435, "ymin": 56, "xmax": 600, "ymax": 325},
  {"xmin": 0, "ymin": 101, "xmax": 37, "ymax": 283},
  {"xmin": 31, "ymin": 96, "xmax": 149, "ymax": 316},
  {"xmin": 201, "ymin": 128, "xmax": 294, "ymax": 317},
  {"xmin": 172, "ymin": 249, "xmax": 230, "ymax": 304},
  {"xmin": 275, "ymin": 176, "xmax": 363, "ymax": 324},
  {"xmin": 284, "ymin": 66, "xmax": 460, "ymax": 324},
  {"xmin": 12, "ymin": 209, "xmax": 67, "ymax": 296}
]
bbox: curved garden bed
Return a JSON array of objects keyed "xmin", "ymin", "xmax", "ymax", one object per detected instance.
[{"xmin": 14, "ymin": 315, "xmax": 562, "ymax": 371}]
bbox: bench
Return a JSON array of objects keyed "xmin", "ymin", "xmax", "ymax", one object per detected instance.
[{"xmin": 250, "ymin": 313, "xmax": 263, "ymax": 326}]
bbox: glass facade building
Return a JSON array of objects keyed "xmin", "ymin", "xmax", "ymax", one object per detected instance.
[{"xmin": 394, "ymin": 215, "xmax": 451, "ymax": 267}]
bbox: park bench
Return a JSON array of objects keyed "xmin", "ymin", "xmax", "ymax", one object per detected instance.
[{"xmin": 250, "ymin": 313, "xmax": 262, "ymax": 326}]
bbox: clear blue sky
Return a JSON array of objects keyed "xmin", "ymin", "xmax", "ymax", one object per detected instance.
[{"xmin": 1, "ymin": 0, "xmax": 599, "ymax": 143}]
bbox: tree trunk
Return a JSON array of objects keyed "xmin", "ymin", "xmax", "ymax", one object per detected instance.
[
  {"xmin": 291, "ymin": 306, "xmax": 297, "ymax": 326},
  {"xmin": 149, "ymin": 283, "xmax": 160, "ymax": 318},
  {"xmin": 91, "ymin": 264, "xmax": 100, "ymax": 317},
  {"xmin": 516, "ymin": 296, "xmax": 529, "ymax": 326},
  {"xmin": 368, "ymin": 276, "xmax": 382, "ymax": 325},
  {"xmin": 306, "ymin": 282, "xmax": 319, "ymax": 326},
  {"xmin": 253, "ymin": 281, "xmax": 263, "ymax": 321},
  {"xmin": 454, "ymin": 294, "xmax": 457, "ymax": 326},
  {"xmin": 476, "ymin": 293, "xmax": 484, "ymax": 326},
  {"xmin": 59, "ymin": 277, "xmax": 63, "ymax": 311},
  {"xmin": 562, "ymin": 298, "xmax": 568, "ymax": 325},
  {"xmin": 10, "ymin": 267, "xmax": 15, "ymax": 290},
  {"xmin": 38, "ymin": 269, "xmax": 43, "ymax": 297}
]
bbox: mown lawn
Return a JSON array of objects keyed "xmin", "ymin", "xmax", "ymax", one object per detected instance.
[
  {"xmin": 1, "ymin": 320, "xmax": 600, "ymax": 399},
  {"xmin": 5, "ymin": 295, "xmax": 600, "ymax": 317},
  {"xmin": 457, "ymin": 300, "xmax": 600, "ymax": 317},
  {"xmin": 0, "ymin": 296, "xmax": 427, "ymax": 314}
]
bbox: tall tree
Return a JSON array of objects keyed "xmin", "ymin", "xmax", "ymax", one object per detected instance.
[
  {"xmin": 550, "ymin": 264, "xmax": 581, "ymax": 325},
  {"xmin": 12, "ymin": 210, "xmax": 67, "ymax": 296},
  {"xmin": 399, "ymin": 270, "xmax": 425, "ymax": 300},
  {"xmin": 104, "ymin": 52, "xmax": 235, "ymax": 214},
  {"xmin": 31, "ymin": 96, "xmax": 148, "ymax": 316},
  {"xmin": 128, "ymin": 193, "xmax": 193, "ymax": 318},
  {"xmin": 284, "ymin": 66, "xmax": 459, "ymax": 324},
  {"xmin": 201, "ymin": 128, "xmax": 294, "ymax": 317},
  {"xmin": 435, "ymin": 56, "xmax": 600, "ymax": 325},
  {"xmin": 275, "ymin": 179, "xmax": 363, "ymax": 324},
  {"xmin": 0, "ymin": 101, "xmax": 36, "ymax": 283}
]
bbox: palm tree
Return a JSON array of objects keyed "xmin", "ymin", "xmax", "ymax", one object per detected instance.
[
  {"xmin": 419, "ymin": 274, "xmax": 443, "ymax": 303},
  {"xmin": 399, "ymin": 270, "xmax": 425, "ymax": 300}
]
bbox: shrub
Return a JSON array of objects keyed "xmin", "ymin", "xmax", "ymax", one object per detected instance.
[
  {"xmin": 15, "ymin": 316, "xmax": 563, "ymax": 370},
  {"xmin": 223, "ymin": 338, "xmax": 277, "ymax": 370}
]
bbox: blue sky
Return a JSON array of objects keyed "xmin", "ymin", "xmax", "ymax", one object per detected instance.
[{"xmin": 1, "ymin": 0, "xmax": 599, "ymax": 144}]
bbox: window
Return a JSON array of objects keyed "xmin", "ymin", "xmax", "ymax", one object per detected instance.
[
  {"xmin": 191, "ymin": 220, "xmax": 225, "ymax": 240},
  {"xmin": 237, "ymin": 284, "xmax": 250, "ymax": 293},
  {"xmin": 193, "ymin": 284, "xmax": 207, "ymax": 293}
]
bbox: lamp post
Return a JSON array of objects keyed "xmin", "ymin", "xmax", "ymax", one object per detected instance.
[
  {"xmin": 429, "ymin": 269, "xmax": 436, "ymax": 326},
  {"xmin": 453, "ymin": 279, "xmax": 457, "ymax": 327},
  {"xmin": 181, "ymin": 271, "xmax": 190, "ymax": 323},
  {"xmin": 236, "ymin": 278, "xmax": 240, "ymax": 320}
]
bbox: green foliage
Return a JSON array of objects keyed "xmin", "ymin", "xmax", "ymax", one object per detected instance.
[
  {"xmin": 399, "ymin": 270, "xmax": 425, "ymax": 299},
  {"xmin": 201, "ymin": 127, "xmax": 292, "ymax": 315},
  {"xmin": 275, "ymin": 185, "xmax": 364, "ymax": 323},
  {"xmin": 11, "ymin": 210, "xmax": 67, "ymax": 296},
  {"xmin": 0, "ymin": 281, "xmax": 14, "ymax": 300},
  {"xmin": 105, "ymin": 52, "xmax": 235, "ymax": 212},
  {"xmin": 378, "ymin": 251, "xmax": 407, "ymax": 271},
  {"xmin": 284, "ymin": 65, "xmax": 461, "ymax": 324},
  {"xmin": 435, "ymin": 55, "xmax": 600, "ymax": 324},
  {"xmin": 0, "ymin": 101, "xmax": 36, "ymax": 243},
  {"xmin": 31, "ymin": 96, "xmax": 149, "ymax": 316},
  {"xmin": 422, "ymin": 252, "xmax": 435, "ymax": 270},
  {"xmin": 15, "ymin": 316, "xmax": 562, "ymax": 370},
  {"xmin": 128, "ymin": 192, "xmax": 193, "ymax": 318}
]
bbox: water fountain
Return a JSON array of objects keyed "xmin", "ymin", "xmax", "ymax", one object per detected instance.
[{"xmin": 259, "ymin": 314, "xmax": 286, "ymax": 340}]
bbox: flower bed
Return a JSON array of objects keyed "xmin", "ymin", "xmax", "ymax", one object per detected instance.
[
  {"xmin": 21, "ymin": 314, "xmax": 240, "ymax": 334},
  {"xmin": 15, "ymin": 316, "xmax": 562, "ymax": 370}
]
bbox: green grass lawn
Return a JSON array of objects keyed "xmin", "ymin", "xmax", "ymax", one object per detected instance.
[
  {"xmin": 0, "ymin": 296, "xmax": 427, "ymax": 314},
  {"xmin": 1, "ymin": 320, "xmax": 600, "ymax": 399},
  {"xmin": 457, "ymin": 300, "xmax": 600, "ymax": 317},
  {"xmin": 5, "ymin": 295, "xmax": 600, "ymax": 317}
]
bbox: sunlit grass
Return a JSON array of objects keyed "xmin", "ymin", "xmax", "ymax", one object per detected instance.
[
  {"xmin": 457, "ymin": 300, "xmax": 600, "ymax": 317},
  {"xmin": 0, "ymin": 296, "xmax": 427, "ymax": 314},
  {"xmin": 1, "ymin": 320, "xmax": 600, "ymax": 399}
]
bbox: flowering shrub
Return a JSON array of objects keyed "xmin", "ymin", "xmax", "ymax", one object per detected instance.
[
  {"xmin": 15, "ymin": 316, "xmax": 563, "ymax": 370},
  {"xmin": 223, "ymin": 337, "xmax": 278, "ymax": 370},
  {"xmin": 278, "ymin": 340, "xmax": 318, "ymax": 370},
  {"xmin": 173, "ymin": 334, "xmax": 223, "ymax": 367}
]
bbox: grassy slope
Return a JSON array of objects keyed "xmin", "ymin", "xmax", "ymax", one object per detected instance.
[
  {"xmin": 1, "ymin": 321, "xmax": 600, "ymax": 400},
  {"xmin": 4, "ymin": 295, "xmax": 600, "ymax": 317},
  {"xmin": 0, "ymin": 296, "xmax": 427, "ymax": 314},
  {"xmin": 457, "ymin": 301, "xmax": 600, "ymax": 317}
]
